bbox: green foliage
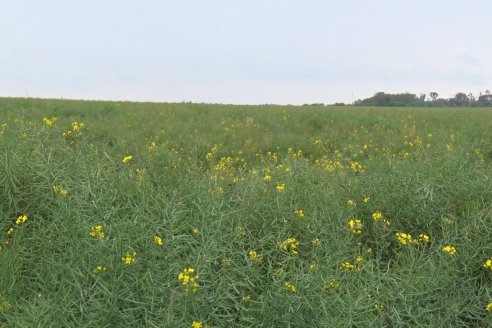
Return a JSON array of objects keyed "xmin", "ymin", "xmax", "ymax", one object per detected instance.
[
  {"xmin": 355, "ymin": 91, "xmax": 492, "ymax": 108},
  {"xmin": 1, "ymin": 98, "xmax": 492, "ymax": 326}
]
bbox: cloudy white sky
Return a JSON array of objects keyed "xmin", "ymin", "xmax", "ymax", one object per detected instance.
[{"xmin": 1, "ymin": 1, "xmax": 491, "ymax": 104}]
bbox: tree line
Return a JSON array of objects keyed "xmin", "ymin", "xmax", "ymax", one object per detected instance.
[{"xmin": 353, "ymin": 90, "xmax": 492, "ymax": 107}]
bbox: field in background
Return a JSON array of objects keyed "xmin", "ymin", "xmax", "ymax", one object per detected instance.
[{"xmin": 1, "ymin": 98, "xmax": 492, "ymax": 327}]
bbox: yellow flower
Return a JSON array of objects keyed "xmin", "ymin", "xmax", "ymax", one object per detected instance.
[
  {"xmin": 395, "ymin": 232, "xmax": 413, "ymax": 245},
  {"xmin": 372, "ymin": 211, "xmax": 383, "ymax": 222},
  {"xmin": 347, "ymin": 199, "xmax": 356, "ymax": 207},
  {"xmin": 92, "ymin": 265, "xmax": 108, "ymax": 274},
  {"xmin": 122, "ymin": 155, "xmax": 133, "ymax": 164},
  {"xmin": 279, "ymin": 238, "xmax": 299, "ymax": 256},
  {"xmin": 191, "ymin": 228, "xmax": 200, "ymax": 236},
  {"xmin": 295, "ymin": 209, "xmax": 305, "ymax": 217},
  {"xmin": 348, "ymin": 219, "xmax": 363, "ymax": 235},
  {"xmin": 350, "ymin": 161, "xmax": 365, "ymax": 172},
  {"xmin": 148, "ymin": 142, "xmax": 157, "ymax": 151},
  {"xmin": 241, "ymin": 294, "xmax": 251, "ymax": 304},
  {"xmin": 52, "ymin": 185, "xmax": 69, "ymax": 197},
  {"xmin": 374, "ymin": 304, "xmax": 384, "ymax": 311},
  {"xmin": 192, "ymin": 321, "xmax": 202, "ymax": 328},
  {"xmin": 362, "ymin": 197, "xmax": 370, "ymax": 204},
  {"xmin": 154, "ymin": 235, "xmax": 164, "ymax": 246},
  {"xmin": 284, "ymin": 281, "xmax": 296, "ymax": 294},
  {"xmin": 178, "ymin": 267, "xmax": 199, "ymax": 293},
  {"xmin": 7, "ymin": 227, "xmax": 14, "ymax": 235},
  {"xmin": 263, "ymin": 175, "xmax": 271, "ymax": 181},
  {"xmin": 442, "ymin": 245, "xmax": 457, "ymax": 255},
  {"xmin": 122, "ymin": 251, "xmax": 137, "ymax": 266},
  {"xmin": 16, "ymin": 214, "xmax": 28, "ymax": 225},
  {"xmin": 309, "ymin": 263, "xmax": 319, "ymax": 271},
  {"xmin": 341, "ymin": 261, "xmax": 356, "ymax": 271},
  {"xmin": 248, "ymin": 250, "xmax": 261, "ymax": 262},
  {"xmin": 418, "ymin": 234, "xmax": 430, "ymax": 244},
  {"xmin": 43, "ymin": 117, "xmax": 56, "ymax": 127},
  {"xmin": 483, "ymin": 259, "xmax": 492, "ymax": 271},
  {"xmin": 89, "ymin": 225, "xmax": 105, "ymax": 239},
  {"xmin": 0, "ymin": 300, "xmax": 12, "ymax": 312},
  {"xmin": 235, "ymin": 225, "xmax": 246, "ymax": 236},
  {"xmin": 323, "ymin": 279, "xmax": 340, "ymax": 291},
  {"xmin": 356, "ymin": 256, "xmax": 364, "ymax": 264},
  {"xmin": 276, "ymin": 183, "xmax": 285, "ymax": 192},
  {"xmin": 487, "ymin": 302, "xmax": 492, "ymax": 312},
  {"xmin": 311, "ymin": 238, "xmax": 321, "ymax": 246}
]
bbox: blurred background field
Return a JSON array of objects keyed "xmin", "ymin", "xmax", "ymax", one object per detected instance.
[{"xmin": 1, "ymin": 98, "xmax": 492, "ymax": 327}]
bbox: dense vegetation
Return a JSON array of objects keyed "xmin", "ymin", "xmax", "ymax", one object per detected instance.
[
  {"xmin": 1, "ymin": 97, "xmax": 492, "ymax": 327},
  {"xmin": 354, "ymin": 91, "xmax": 492, "ymax": 107}
]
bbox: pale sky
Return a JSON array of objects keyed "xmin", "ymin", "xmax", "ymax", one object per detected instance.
[{"xmin": 1, "ymin": 1, "xmax": 491, "ymax": 104}]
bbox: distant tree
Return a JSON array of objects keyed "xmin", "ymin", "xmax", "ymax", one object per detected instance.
[
  {"xmin": 452, "ymin": 92, "xmax": 470, "ymax": 107},
  {"xmin": 419, "ymin": 93, "xmax": 426, "ymax": 101},
  {"xmin": 477, "ymin": 93, "xmax": 492, "ymax": 106},
  {"xmin": 486, "ymin": 90, "xmax": 491, "ymax": 95},
  {"xmin": 429, "ymin": 92, "xmax": 439, "ymax": 101}
]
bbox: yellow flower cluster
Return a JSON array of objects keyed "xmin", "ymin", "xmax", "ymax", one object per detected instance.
[
  {"xmin": 148, "ymin": 142, "xmax": 157, "ymax": 151},
  {"xmin": 62, "ymin": 121, "xmax": 86, "ymax": 138},
  {"xmin": 287, "ymin": 147, "xmax": 303, "ymax": 159},
  {"xmin": 279, "ymin": 238, "xmax": 299, "ymax": 256},
  {"xmin": 487, "ymin": 302, "xmax": 492, "ymax": 312},
  {"xmin": 276, "ymin": 183, "xmax": 285, "ymax": 192},
  {"xmin": 372, "ymin": 211, "xmax": 383, "ymax": 222},
  {"xmin": 418, "ymin": 234, "xmax": 430, "ymax": 244},
  {"xmin": 205, "ymin": 144, "xmax": 219, "ymax": 161},
  {"xmin": 0, "ymin": 301, "xmax": 12, "ymax": 312},
  {"xmin": 341, "ymin": 257, "xmax": 364, "ymax": 271},
  {"xmin": 122, "ymin": 155, "xmax": 133, "ymax": 164},
  {"xmin": 350, "ymin": 161, "xmax": 365, "ymax": 173},
  {"xmin": 395, "ymin": 232, "xmax": 413, "ymax": 245},
  {"xmin": 122, "ymin": 251, "xmax": 137, "ymax": 266},
  {"xmin": 92, "ymin": 265, "xmax": 108, "ymax": 274},
  {"xmin": 154, "ymin": 235, "xmax": 164, "ymax": 246},
  {"xmin": 192, "ymin": 321, "xmax": 203, "ymax": 328},
  {"xmin": 43, "ymin": 116, "xmax": 57, "ymax": 127},
  {"xmin": 323, "ymin": 278, "xmax": 340, "ymax": 291},
  {"xmin": 295, "ymin": 209, "xmax": 305, "ymax": 217},
  {"xmin": 178, "ymin": 267, "xmax": 199, "ymax": 293},
  {"xmin": 248, "ymin": 250, "xmax": 261, "ymax": 262},
  {"xmin": 442, "ymin": 245, "xmax": 457, "ymax": 255},
  {"xmin": 348, "ymin": 219, "xmax": 363, "ymax": 235},
  {"xmin": 52, "ymin": 185, "xmax": 68, "ymax": 197},
  {"xmin": 284, "ymin": 281, "xmax": 297, "ymax": 294},
  {"xmin": 89, "ymin": 225, "xmax": 105, "ymax": 239},
  {"xmin": 395, "ymin": 232, "xmax": 430, "ymax": 246},
  {"xmin": 347, "ymin": 199, "xmax": 356, "ymax": 207},
  {"xmin": 341, "ymin": 261, "xmax": 356, "ymax": 271},
  {"xmin": 16, "ymin": 214, "xmax": 28, "ymax": 225},
  {"xmin": 215, "ymin": 156, "xmax": 233, "ymax": 171},
  {"xmin": 483, "ymin": 259, "xmax": 492, "ymax": 271}
]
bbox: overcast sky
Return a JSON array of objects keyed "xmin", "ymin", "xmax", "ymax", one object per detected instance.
[{"xmin": 1, "ymin": 1, "xmax": 491, "ymax": 104}]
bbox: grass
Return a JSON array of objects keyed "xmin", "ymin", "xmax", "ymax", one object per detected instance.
[{"xmin": 1, "ymin": 97, "xmax": 492, "ymax": 327}]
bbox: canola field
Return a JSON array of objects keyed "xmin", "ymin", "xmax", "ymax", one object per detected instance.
[{"xmin": 1, "ymin": 98, "xmax": 492, "ymax": 327}]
